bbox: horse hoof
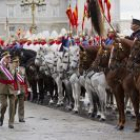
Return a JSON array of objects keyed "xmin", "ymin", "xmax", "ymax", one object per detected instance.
[
  {"xmin": 49, "ymin": 100, "xmax": 54, "ymax": 105},
  {"xmin": 97, "ymin": 115, "xmax": 101, "ymax": 119},
  {"xmin": 118, "ymin": 126, "xmax": 124, "ymax": 131},
  {"xmin": 56, "ymin": 104, "xmax": 60, "ymax": 107},
  {"xmin": 73, "ymin": 110, "xmax": 78, "ymax": 114},
  {"xmin": 134, "ymin": 128, "xmax": 139, "ymax": 132},
  {"xmin": 131, "ymin": 115, "xmax": 136, "ymax": 119},
  {"xmin": 125, "ymin": 110, "xmax": 131, "ymax": 115},
  {"xmin": 100, "ymin": 118, "xmax": 106, "ymax": 122},
  {"xmin": 115, "ymin": 125, "xmax": 119, "ymax": 129},
  {"xmin": 88, "ymin": 113, "xmax": 93, "ymax": 118},
  {"xmin": 67, "ymin": 107, "xmax": 72, "ymax": 111},
  {"xmin": 40, "ymin": 101, "xmax": 44, "ymax": 105},
  {"xmin": 49, "ymin": 102, "xmax": 54, "ymax": 105}
]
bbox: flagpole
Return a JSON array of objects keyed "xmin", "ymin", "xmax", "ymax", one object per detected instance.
[
  {"xmin": 102, "ymin": 2, "xmax": 116, "ymax": 33},
  {"xmin": 103, "ymin": 13, "xmax": 116, "ymax": 33},
  {"xmin": 76, "ymin": 0, "xmax": 78, "ymax": 36},
  {"xmin": 101, "ymin": 0, "xmax": 116, "ymax": 35}
]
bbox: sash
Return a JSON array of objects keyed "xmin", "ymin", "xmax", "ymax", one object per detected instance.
[
  {"xmin": 0, "ymin": 63, "xmax": 14, "ymax": 80},
  {"xmin": 17, "ymin": 73, "xmax": 28, "ymax": 98},
  {"xmin": 17, "ymin": 73, "xmax": 24, "ymax": 83},
  {"xmin": 0, "ymin": 62, "xmax": 18, "ymax": 90}
]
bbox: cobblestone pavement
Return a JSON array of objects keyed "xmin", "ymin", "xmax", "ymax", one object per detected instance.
[{"xmin": 0, "ymin": 102, "xmax": 140, "ymax": 140}]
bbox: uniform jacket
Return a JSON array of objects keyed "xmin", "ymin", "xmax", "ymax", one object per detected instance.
[
  {"xmin": 0, "ymin": 63, "xmax": 17, "ymax": 95},
  {"xmin": 17, "ymin": 66, "xmax": 28, "ymax": 95},
  {"xmin": 130, "ymin": 29, "xmax": 140, "ymax": 40}
]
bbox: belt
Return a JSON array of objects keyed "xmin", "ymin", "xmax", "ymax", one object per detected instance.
[
  {"xmin": 19, "ymin": 82, "xmax": 26, "ymax": 85},
  {"xmin": 0, "ymin": 79, "xmax": 18, "ymax": 90},
  {"xmin": 0, "ymin": 79, "xmax": 14, "ymax": 84}
]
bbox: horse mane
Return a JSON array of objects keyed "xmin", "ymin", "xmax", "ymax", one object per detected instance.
[
  {"xmin": 115, "ymin": 41, "xmax": 131, "ymax": 57},
  {"xmin": 87, "ymin": 0, "xmax": 104, "ymax": 36}
]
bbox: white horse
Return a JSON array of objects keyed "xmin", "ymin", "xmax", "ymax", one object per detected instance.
[
  {"xmin": 61, "ymin": 45, "xmax": 81, "ymax": 112},
  {"xmin": 85, "ymin": 71, "xmax": 109, "ymax": 120},
  {"xmin": 34, "ymin": 42, "xmax": 65, "ymax": 106},
  {"xmin": 84, "ymin": 49, "xmax": 112, "ymax": 120}
]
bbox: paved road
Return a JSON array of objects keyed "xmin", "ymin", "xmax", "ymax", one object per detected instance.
[{"xmin": 0, "ymin": 102, "xmax": 140, "ymax": 140}]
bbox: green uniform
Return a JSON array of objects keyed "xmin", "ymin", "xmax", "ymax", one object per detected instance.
[
  {"xmin": 15, "ymin": 66, "xmax": 26, "ymax": 121},
  {"xmin": 0, "ymin": 63, "xmax": 16, "ymax": 126}
]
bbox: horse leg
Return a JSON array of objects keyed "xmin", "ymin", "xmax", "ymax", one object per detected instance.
[
  {"xmin": 72, "ymin": 83, "xmax": 77, "ymax": 112},
  {"xmin": 115, "ymin": 84, "xmax": 125, "ymax": 130},
  {"xmin": 119, "ymin": 91, "xmax": 125, "ymax": 130},
  {"xmin": 54, "ymin": 81, "xmax": 58, "ymax": 101},
  {"xmin": 130, "ymin": 90, "xmax": 140, "ymax": 132},
  {"xmin": 31, "ymin": 81, "xmax": 38, "ymax": 102},
  {"xmin": 106, "ymin": 89, "xmax": 113, "ymax": 108},
  {"xmin": 48, "ymin": 87, "xmax": 55, "ymax": 104},
  {"xmin": 92, "ymin": 93, "xmax": 99, "ymax": 118},
  {"xmin": 38, "ymin": 78, "xmax": 44, "ymax": 104},
  {"xmin": 64, "ymin": 81, "xmax": 73, "ymax": 110},
  {"xmin": 67, "ymin": 81, "xmax": 73, "ymax": 110},
  {"xmin": 113, "ymin": 92, "xmax": 122, "ymax": 128},
  {"xmin": 73, "ymin": 82, "xmax": 80, "ymax": 113},
  {"xmin": 81, "ymin": 86, "xmax": 86, "ymax": 98},
  {"xmin": 56, "ymin": 77, "xmax": 63, "ymax": 106},
  {"xmin": 86, "ymin": 86, "xmax": 94, "ymax": 117},
  {"xmin": 98, "ymin": 85, "xmax": 107, "ymax": 121}
]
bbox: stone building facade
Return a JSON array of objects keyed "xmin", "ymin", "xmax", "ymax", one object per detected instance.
[
  {"xmin": 0, "ymin": 0, "xmax": 69, "ymax": 37},
  {"xmin": 0, "ymin": 0, "xmax": 132, "ymax": 38}
]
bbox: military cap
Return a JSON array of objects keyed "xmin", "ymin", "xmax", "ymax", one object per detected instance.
[
  {"xmin": 12, "ymin": 56, "xmax": 19, "ymax": 62},
  {"xmin": 132, "ymin": 19, "xmax": 140, "ymax": 26},
  {"xmin": 1, "ymin": 51, "xmax": 11, "ymax": 58}
]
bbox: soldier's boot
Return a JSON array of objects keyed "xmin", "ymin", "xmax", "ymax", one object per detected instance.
[
  {"xmin": 19, "ymin": 119, "xmax": 25, "ymax": 122},
  {"xmin": 8, "ymin": 124, "xmax": 14, "ymax": 129},
  {"xmin": 0, "ymin": 117, "xmax": 3, "ymax": 126}
]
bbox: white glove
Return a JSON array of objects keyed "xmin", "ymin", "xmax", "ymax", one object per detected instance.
[
  {"xmin": 17, "ymin": 90, "xmax": 21, "ymax": 95},
  {"xmin": 27, "ymin": 88, "xmax": 32, "ymax": 92},
  {"xmin": 116, "ymin": 33, "xmax": 125, "ymax": 38}
]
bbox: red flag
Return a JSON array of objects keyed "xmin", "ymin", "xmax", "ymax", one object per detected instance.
[
  {"xmin": 66, "ymin": 4, "xmax": 75, "ymax": 27},
  {"xmin": 104, "ymin": 0, "xmax": 111, "ymax": 22},
  {"xmin": 73, "ymin": 3, "xmax": 78, "ymax": 28},
  {"xmin": 98, "ymin": 0, "xmax": 104, "ymax": 13},
  {"xmin": 82, "ymin": 3, "xmax": 88, "ymax": 31}
]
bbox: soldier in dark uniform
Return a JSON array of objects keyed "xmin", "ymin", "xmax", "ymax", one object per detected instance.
[
  {"xmin": 130, "ymin": 19, "xmax": 140, "ymax": 40},
  {"xmin": 118, "ymin": 18, "xmax": 140, "ymax": 47},
  {"xmin": 0, "ymin": 51, "xmax": 17, "ymax": 129}
]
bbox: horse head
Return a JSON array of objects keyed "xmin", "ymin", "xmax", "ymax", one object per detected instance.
[
  {"xmin": 26, "ymin": 61, "xmax": 39, "ymax": 80},
  {"xmin": 40, "ymin": 52, "xmax": 55, "ymax": 76},
  {"xmin": 97, "ymin": 48, "xmax": 111, "ymax": 69},
  {"xmin": 108, "ymin": 42, "xmax": 130, "ymax": 69},
  {"xmin": 70, "ymin": 46, "xmax": 80, "ymax": 70},
  {"xmin": 61, "ymin": 47, "xmax": 71, "ymax": 72},
  {"xmin": 35, "ymin": 47, "xmax": 45, "ymax": 66},
  {"xmin": 79, "ymin": 45, "xmax": 98, "ymax": 74}
]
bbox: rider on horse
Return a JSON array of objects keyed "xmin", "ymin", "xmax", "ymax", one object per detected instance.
[{"xmin": 118, "ymin": 18, "xmax": 140, "ymax": 47}]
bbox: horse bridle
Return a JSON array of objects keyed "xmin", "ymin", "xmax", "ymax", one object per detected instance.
[
  {"xmin": 62, "ymin": 51, "xmax": 71, "ymax": 72},
  {"xmin": 35, "ymin": 52, "xmax": 45, "ymax": 65},
  {"xmin": 109, "ymin": 44, "xmax": 128, "ymax": 69},
  {"xmin": 41, "ymin": 59, "xmax": 55, "ymax": 75}
]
